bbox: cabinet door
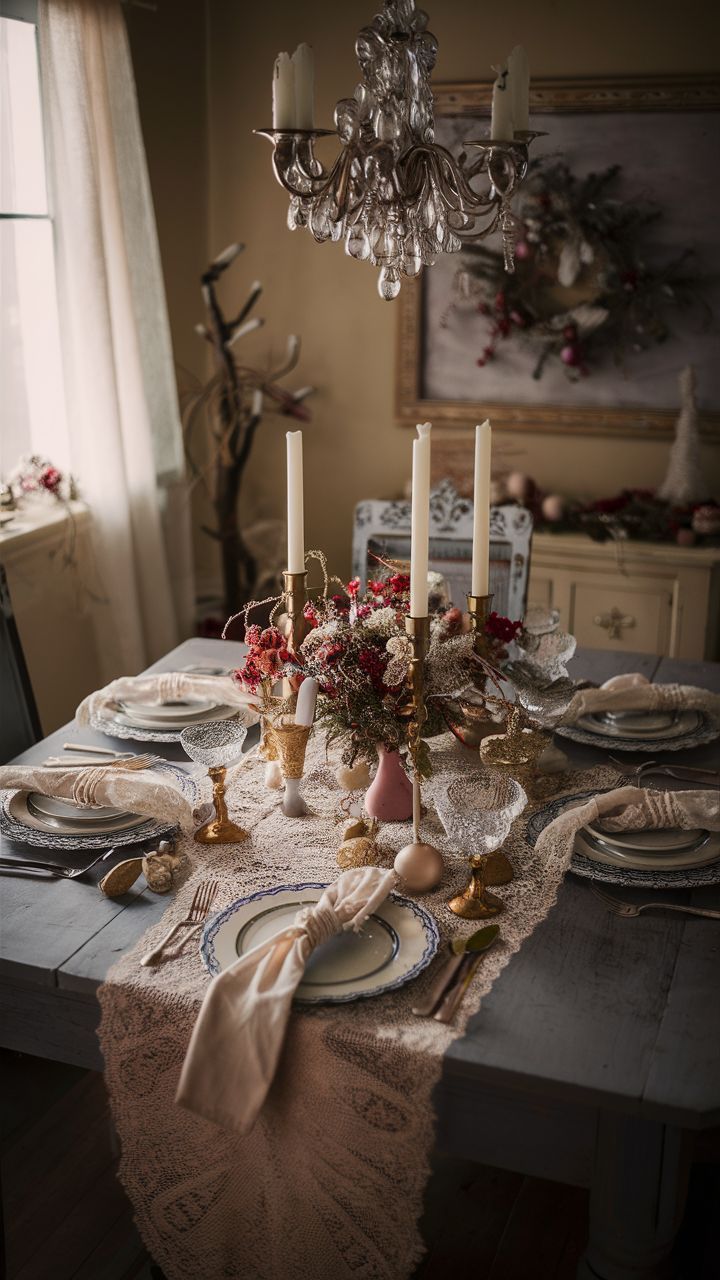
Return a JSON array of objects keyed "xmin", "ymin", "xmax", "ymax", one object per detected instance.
[{"xmin": 569, "ymin": 577, "xmax": 674, "ymax": 654}]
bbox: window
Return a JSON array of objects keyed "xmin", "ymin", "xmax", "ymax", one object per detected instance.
[{"xmin": 0, "ymin": 0, "xmax": 69, "ymax": 475}]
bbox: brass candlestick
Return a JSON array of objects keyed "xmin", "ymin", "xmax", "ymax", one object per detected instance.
[
  {"xmin": 466, "ymin": 592, "xmax": 494, "ymax": 659},
  {"xmin": 393, "ymin": 615, "xmax": 444, "ymax": 894},
  {"xmin": 282, "ymin": 569, "xmax": 309, "ymax": 698}
]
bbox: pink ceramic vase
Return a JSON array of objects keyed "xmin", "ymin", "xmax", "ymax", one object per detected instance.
[{"xmin": 364, "ymin": 744, "xmax": 413, "ymax": 822}]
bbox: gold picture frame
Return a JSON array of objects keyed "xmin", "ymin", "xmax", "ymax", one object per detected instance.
[{"xmin": 396, "ymin": 75, "xmax": 720, "ymax": 439}]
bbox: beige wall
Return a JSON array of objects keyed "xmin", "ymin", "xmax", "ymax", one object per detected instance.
[{"xmin": 136, "ymin": 0, "xmax": 720, "ymax": 589}]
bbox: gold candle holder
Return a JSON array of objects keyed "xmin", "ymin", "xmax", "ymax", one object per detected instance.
[
  {"xmin": 466, "ymin": 592, "xmax": 494, "ymax": 659},
  {"xmin": 283, "ymin": 569, "xmax": 310, "ymax": 656},
  {"xmin": 393, "ymin": 615, "xmax": 444, "ymax": 894}
]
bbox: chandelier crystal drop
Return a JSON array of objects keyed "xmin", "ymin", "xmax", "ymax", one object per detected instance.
[{"xmin": 258, "ymin": 1, "xmax": 543, "ymax": 300}]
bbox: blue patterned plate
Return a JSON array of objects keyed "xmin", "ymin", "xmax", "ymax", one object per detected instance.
[
  {"xmin": 201, "ymin": 882, "xmax": 439, "ymax": 1004},
  {"xmin": 526, "ymin": 790, "xmax": 720, "ymax": 890}
]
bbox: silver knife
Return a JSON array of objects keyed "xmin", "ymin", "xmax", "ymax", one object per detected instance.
[{"xmin": 434, "ymin": 927, "xmax": 501, "ymax": 1024}]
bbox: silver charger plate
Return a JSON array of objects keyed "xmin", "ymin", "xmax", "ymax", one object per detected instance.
[
  {"xmin": 575, "ymin": 709, "xmax": 699, "ymax": 741},
  {"xmin": 0, "ymin": 762, "xmax": 196, "ymax": 851},
  {"xmin": 201, "ymin": 882, "xmax": 439, "ymax": 1004},
  {"xmin": 526, "ymin": 790, "xmax": 720, "ymax": 889},
  {"xmin": 88, "ymin": 703, "xmax": 240, "ymax": 742},
  {"xmin": 575, "ymin": 826, "xmax": 719, "ymax": 872},
  {"xmin": 17, "ymin": 793, "xmax": 145, "ymax": 835},
  {"xmin": 556, "ymin": 709, "xmax": 719, "ymax": 753}
]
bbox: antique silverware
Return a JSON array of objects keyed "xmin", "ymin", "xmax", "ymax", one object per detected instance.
[
  {"xmin": 140, "ymin": 879, "xmax": 219, "ymax": 966},
  {"xmin": 0, "ymin": 847, "xmax": 120, "ymax": 879},
  {"xmin": 412, "ymin": 925, "xmax": 500, "ymax": 1018},
  {"xmin": 591, "ymin": 883, "xmax": 720, "ymax": 920},
  {"xmin": 433, "ymin": 927, "xmax": 501, "ymax": 1024},
  {"xmin": 62, "ymin": 743, "xmax": 131, "ymax": 756},
  {"xmin": 609, "ymin": 756, "xmax": 720, "ymax": 787},
  {"xmin": 42, "ymin": 753, "xmax": 160, "ymax": 770}
]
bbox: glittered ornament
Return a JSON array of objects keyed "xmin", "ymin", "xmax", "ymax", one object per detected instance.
[
  {"xmin": 692, "ymin": 505, "xmax": 720, "ymax": 537},
  {"xmin": 336, "ymin": 760, "xmax": 372, "ymax": 791},
  {"xmin": 99, "ymin": 857, "xmax": 144, "ymax": 898}
]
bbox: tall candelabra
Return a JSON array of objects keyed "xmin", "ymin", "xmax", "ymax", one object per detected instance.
[{"xmin": 257, "ymin": 0, "xmax": 543, "ymax": 299}]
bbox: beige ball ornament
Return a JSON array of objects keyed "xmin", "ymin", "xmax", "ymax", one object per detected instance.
[{"xmin": 393, "ymin": 841, "xmax": 444, "ymax": 892}]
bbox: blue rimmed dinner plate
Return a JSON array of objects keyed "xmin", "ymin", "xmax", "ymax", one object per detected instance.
[{"xmin": 200, "ymin": 881, "xmax": 439, "ymax": 1004}]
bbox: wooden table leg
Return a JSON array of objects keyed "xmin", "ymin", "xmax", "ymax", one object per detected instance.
[{"xmin": 577, "ymin": 1111, "xmax": 691, "ymax": 1280}]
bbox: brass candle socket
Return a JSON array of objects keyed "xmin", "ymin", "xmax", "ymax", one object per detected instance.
[
  {"xmin": 466, "ymin": 592, "xmax": 494, "ymax": 659},
  {"xmin": 194, "ymin": 765, "xmax": 249, "ymax": 845},
  {"xmin": 283, "ymin": 569, "xmax": 310, "ymax": 656}
]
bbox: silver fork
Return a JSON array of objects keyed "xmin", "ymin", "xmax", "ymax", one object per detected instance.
[
  {"xmin": 0, "ymin": 847, "xmax": 119, "ymax": 879},
  {"xmin": 591, "ymin": 883, "xmax": 720, "ymax": 920},
  {"xmin": 140, "ymin": 879, "xmax": 219, "ymax": 966},
  {"xmin": 609, "ymin": 756, "xmax": 720, "ymax": 787}
]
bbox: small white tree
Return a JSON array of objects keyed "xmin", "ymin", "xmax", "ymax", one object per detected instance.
[{"xmin": 658, "ymin": 366, "xmax": 706, "ymax": 505}]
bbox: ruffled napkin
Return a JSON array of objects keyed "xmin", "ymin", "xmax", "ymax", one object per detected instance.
[
  {"xmin": 0, "ymin": 761, "xmax": 193, "ymax": 829},
  {"xmin": 535, "ymin": 784, "xmax": 720, "ymax": 866},
  {"xmin": 559, "ymin": 673, "xmax": 720, "ymax": 726},
  {"xmin": 76, "ymin": 672, "xmax": 260, "ymax": 727},
  {"xmin": 177, "ymin": 866, "xmax": 398, "ymax": 1135}
]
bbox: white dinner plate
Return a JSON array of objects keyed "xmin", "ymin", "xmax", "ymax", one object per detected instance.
[
  {"xmin": 201, "ymin": 882, "xmax": 439, "ymax": 1004},
  {"xmin": 575, "ymin": 826, "xmax": 720, "ymax": 872},
  {"xmin": 584, "ymin": 818, "xmax": 706, "ymax": 854},
  {"xmin": 118, "ymin": 698, "xmax": 219, "ymax": 722},
  {"xmin": 27, "ymin": 793, "xmax": 129, "ymax": 823},
  {"xmin": 8, "ymin": 790, "xmax": 147, "ymax": 836},
  {"xmin": 575, "ymin": 709, "xmax": 700, "ymax": 741},
  {"xmin": 111, "ymin": 704, "xmax": 238, "ymax": 732}
]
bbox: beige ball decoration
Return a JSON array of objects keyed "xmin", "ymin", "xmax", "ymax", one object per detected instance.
[
  {"xmin": 393, "ymin": 842, "xmax": 444, "ymax": 892},
  {"xmin": 541, "ymin": 493, "xmax": 565, "ymax": 522},
  {"xmin": 336, "ymin": 760, "xmax": 372, "ymax": 791},
  {"xmin": 505, "ymin": 470, "xmax": 531, "ymax": 502}
]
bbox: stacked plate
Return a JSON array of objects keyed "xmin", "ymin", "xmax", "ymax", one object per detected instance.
[
  {"xmin": 526, "ymin": 790, "xmax": 720, "ymax": 889},
  {"xmin": 112, "ymin": 697, "xmax": 237, "ymax": 735},
  {"xmin": 10, "ymin": 790, "xmax": 146, "ymax": 836},
  {"xmin": 557, "ymin": 706, "xmax": 717, "ymax": 753}
]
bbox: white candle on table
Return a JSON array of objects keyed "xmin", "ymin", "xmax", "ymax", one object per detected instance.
[
  {"xmin": 286, "ymin": 430, "xmax": 305, "ymax": 574},
  {"xmin": 490, "ymin": 60, "xmax": 513, "ymax": 140},
  {"xmin": 292, "ymin": 43, "xmax": 315, "ymax": 130},
  {"xmin": 508, "ymin": 45, "xmax": 530, "ymax": 132},
  {"xmin": 295, "ymin": 676, "xmax": 318, "ymax": 726},
  {"xmin": 410, "ymin": 422, "xmax": 432, "ymax": 617},
  {"xmin": 272, "ymin": 52, "xmax": 295, "ymax": 129},
  {"xmin": 471, "ymin": 420, "xmax": 491, "ymax": 596}
]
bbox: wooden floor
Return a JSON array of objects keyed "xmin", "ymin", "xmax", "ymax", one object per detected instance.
[{"xmin": 1, "ymin": 1049, "xmax": 718, "ymax": 1280}]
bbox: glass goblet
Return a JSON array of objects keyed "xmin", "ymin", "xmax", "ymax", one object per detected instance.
[
  {"xmin": 180, "ymin": 720, "xmax": 248, "ymax": 844},
  {"xmin": 435, "ymin": 771, "xmax": 527, "ymax": 918}
]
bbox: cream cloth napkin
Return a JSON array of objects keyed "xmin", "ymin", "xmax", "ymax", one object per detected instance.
[
  {"xmin": 535, "ymin": 784, "xmax": 720, "ymax": 865},
  {"xmin": 559, "ymin": 672, "xmax": 720, "ymax": 725},
  {"xmin": 76, "ymin": 672, "xmax": 260, "ymax": 726},
  {"xmin": 0, "ymin": 761, "xmax": 193, "ymax": 829},
  {"xmin": 176, "ymin": 865, "xmax": 398, "ymax": 1135}
]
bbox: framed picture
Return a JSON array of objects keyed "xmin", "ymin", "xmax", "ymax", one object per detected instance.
[{"xmin": 396, "ymin": 75, "xmax": 720, "ymax": 439}]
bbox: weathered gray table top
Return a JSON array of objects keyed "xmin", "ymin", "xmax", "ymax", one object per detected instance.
[{"xmin": 1, "ymin": 640, "xmax": 719, "ymax": 1131}]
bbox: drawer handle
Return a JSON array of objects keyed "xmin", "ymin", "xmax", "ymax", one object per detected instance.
[{"xmin": 593, "ymin": 607, "xmax": 636, "ymax": 640}]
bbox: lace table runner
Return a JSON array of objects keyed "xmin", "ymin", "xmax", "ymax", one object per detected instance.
[{"xmin": 98, "ymin": 736, "xmax": 616, "ymax": 1280}]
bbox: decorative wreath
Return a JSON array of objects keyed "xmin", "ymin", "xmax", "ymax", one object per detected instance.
[{"xmin": 451, "ymin": 160, "xmax": 708, "ymax": 379}]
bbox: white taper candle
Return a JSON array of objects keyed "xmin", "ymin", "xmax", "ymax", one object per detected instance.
[
  {"xmin": 508, "ymin": 45, "xmax": 530, "ymax": 132},
  {"xmin": 292, "ymin": 43, "xmax": 315, "ymax": 130},
  {"xmin": 410, "ymin": 422, "xmax": 432, "ymax": 617},
  {"xmin": 272, "ymin": 52, "xmax": 295, "ymax": 129},
  {"xmin": 490, "ymin": 61, "xmax": 513, "ymax": 140},
  {"xmin": 286, "ymin": 430, "xmax": 305, "ymax": 574},
  {"xmin": 471, "ymin": 421, "xmax": 492, "ymax": 596}
]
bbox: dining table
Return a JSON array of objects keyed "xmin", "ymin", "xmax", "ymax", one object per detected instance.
[{"xmin": 1, "ymin": 637, "xmax": 718, "ymax": 1280}]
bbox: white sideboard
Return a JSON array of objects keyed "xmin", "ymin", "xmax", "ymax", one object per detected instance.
[{"xmin": 528, "ymin": 533, "xmax": 720, "ymax": 661}]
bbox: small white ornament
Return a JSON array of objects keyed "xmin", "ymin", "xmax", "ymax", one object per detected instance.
[
  {"xmin": 264, "ymin": 760, "xmax": 283, "ymax": 790},
  {"xmin": 541, "ymin": 493, "xmax": 565, "ymax": 522},
  {"xmin": 505, "ymin": 470, "xmax": 531, "ymax": 501}
]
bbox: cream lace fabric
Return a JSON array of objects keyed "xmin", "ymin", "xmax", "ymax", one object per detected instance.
[
  {"xmin": 98, "ymin": 736, "xmax": 616, "ymax": 1280},
  {"xmin": 76, "ymin": 672, "xmax": 259, "ymax": 726},
  {"xmin": 0, "ymin": 761, "xmax": 194, "ymax": 829},
  {"xmin": 559, "ymin": 672, "xmax": 720, "ymax": 725}
]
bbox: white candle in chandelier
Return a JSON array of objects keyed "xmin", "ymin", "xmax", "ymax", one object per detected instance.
[
  {"xmin": 410, "ymin": 422, "xmax": 432, "ymax": 617},
  {"xmin": 490, "ymin": 61, "xmax": 513, "ymax": 140},
  {"xmin": 471, "ymin": 420, "xmax": 491, "ymax": 596},
  {"xmin": 272, "ymin": 52, "xmax": 295, "ymax": 130},
  {"xmin": 292, "ymin": 43, "xmax": 315, "ymax": 130},
  {"xmin": 286, "ymin": 430, "xmax": 305, "ymax": 574},
  {"xmin": 508, "ymin": 45, "xmax": 530, "ymax": 132}
]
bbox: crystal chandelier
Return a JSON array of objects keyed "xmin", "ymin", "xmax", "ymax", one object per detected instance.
[{"xmin": 258, "ymin": 0, "xmax": 543, "ymax": 300}]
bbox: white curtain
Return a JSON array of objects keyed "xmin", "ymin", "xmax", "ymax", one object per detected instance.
[{"xmin": 38, "ymin": 0, "xmax": 194, "ymax": 680}]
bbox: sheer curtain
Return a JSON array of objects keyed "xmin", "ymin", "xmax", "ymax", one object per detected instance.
[{"xmin": 38, "ymin": 0, "xmax": 194, "ymax": 679}]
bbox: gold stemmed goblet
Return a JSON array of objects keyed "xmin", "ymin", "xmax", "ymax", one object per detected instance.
[
  {"xmin": 434, "ymin": 771, "xmax": 528, "ymax": 918},
  {"xmin": 181, "ymin": 719, "xmax": 249, "ymax": 844}
]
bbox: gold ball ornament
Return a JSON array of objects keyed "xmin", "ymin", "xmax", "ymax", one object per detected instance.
[
  {"xmin": 393, "ymin": 842, "xmax": 444, "ymax": 892},
  {"xmin": 336, "ymin": 760, "xmax": 372, "ymax": 791},
  {"xmin": 337, "ymin": 836, "xmax": 382, "ymax": 869}
]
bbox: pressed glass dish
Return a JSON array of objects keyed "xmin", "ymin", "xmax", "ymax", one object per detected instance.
[{"xmin": 435, "ymin": 771, "xmax": 527, "ymax": 918}]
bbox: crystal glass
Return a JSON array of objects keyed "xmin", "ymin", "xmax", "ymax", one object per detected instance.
[
  {"xmin": 435, "ymin": 771, "xmax": 527, "ymax": 918},
  {"xmin": 504, "ymin": 660, "xmax": 578, "ymax": 725},
  {"xmin": 181, "ymin": 720, "xmax": 248, "ymax": 844}
]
